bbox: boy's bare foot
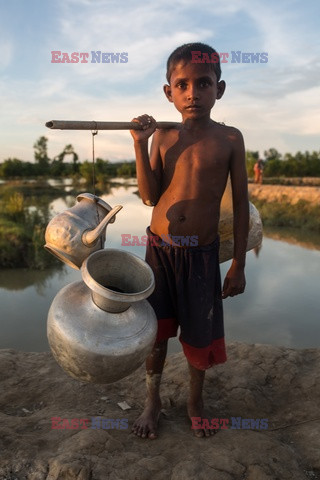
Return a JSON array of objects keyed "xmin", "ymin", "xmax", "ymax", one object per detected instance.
[
  {"xmin": 133, "ymin": 342, "xmax": 167, "ymax": 440},
  {"xmin": 187, "ymin": 399, "xmax": 217, "ymax": 438},
  {"xmin": 187, "ymin": 363, "xmax": 216, "ymax": 437},
  {"xmin": 132, "ymin": 399, "xmax": 161, "ymax": 439}
]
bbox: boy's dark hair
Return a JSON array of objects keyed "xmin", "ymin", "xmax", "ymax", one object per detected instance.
[{"xmin": 166, "ymin": 42, "xmax": 222, "ymax": 83}]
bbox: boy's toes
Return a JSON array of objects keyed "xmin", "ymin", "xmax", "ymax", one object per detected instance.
[
  {"xmin": 132, "ymin": 425, "xmax": 143, "ymax": 437},
  {"xmin": 131, "ymin": 424, "xmax": 138, "ymax": 434},
  {"xmin": 141, "ymin": 427, "xmax": 150, "ymax": 438},
  {"xmin": 193, "ymin": 427, "xmax": 217, "ymax": 438}
]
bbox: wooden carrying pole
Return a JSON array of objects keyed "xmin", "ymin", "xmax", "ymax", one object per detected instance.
[{"xmin": 45, "ymin": 120, "xmax": 179, "ymax": 130}]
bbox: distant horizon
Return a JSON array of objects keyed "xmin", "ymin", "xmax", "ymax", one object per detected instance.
[{"xmin": 1, "ymin": 140, "xmax": 318, "ymax": 165}]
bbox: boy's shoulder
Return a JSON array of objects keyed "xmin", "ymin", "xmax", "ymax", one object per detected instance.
[
  {"xmin": 156, "ymin": 121, "xmax": 243, "ymax": 136},
  {"xmin": 212, "ymin": 122, "xmax": 245, "ymax": 153},
  {"xmin": 153, "ymin": 121, "xmax": 244, "ymax": 150},
  {"xmin": 213, "ymin": 121, "xmax": 243, "ymax": 139}
]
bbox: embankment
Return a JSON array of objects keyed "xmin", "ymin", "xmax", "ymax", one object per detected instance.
[
  {"xmin": 248, "ymin": 184, "xmax": 320, "ymax": 231},
  {"xmin": 248, "ymin": 184, "xmax": 320, "ymax": 205}
]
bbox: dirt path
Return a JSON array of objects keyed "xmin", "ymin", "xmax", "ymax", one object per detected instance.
[
  {"xmin": 1, "ymin": 343, "xmax": 319, "ymax": 479},
  {"xmin": 248, "ymin": 184, "xmax": 320, "ymax": 205}
]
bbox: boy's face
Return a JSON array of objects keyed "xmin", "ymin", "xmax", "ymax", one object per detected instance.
[{"xmin": 163, "ymin": 61, "xmax": 225, "ymax": 121}]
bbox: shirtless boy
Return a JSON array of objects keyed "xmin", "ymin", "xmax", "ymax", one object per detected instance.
[{"xmin": 130, "ymin": 42, "xmax": 249, "ymax": 438}]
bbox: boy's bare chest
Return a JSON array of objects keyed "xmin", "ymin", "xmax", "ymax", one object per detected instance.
[{"xmin": 160, "ymin": 136, "xmax": 231, "ymax": 180}]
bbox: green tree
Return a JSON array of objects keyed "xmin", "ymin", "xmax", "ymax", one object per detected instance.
[
  {"xmin": 95, "ymin": 158, "xmax": 111, "ymax": 184},
  {"xmin": 0, "ymin": 158, "xmax": 28, "ymax": 177},
  {"xmin": 50, "ymin": 159, "xmax": 66, "ymax": 177},
  {"xmin": 116, "ymin": 161, "xmax": 136, "ymax": 177},
  {"xmin": 63, "ymin": 144, "xmax": 79, "ymax": 172},
  {"xmin": 264, "ymin": 158, "xmax": 282, "ymax": 177},
  {"xmin": 309, "ymin": 151, "xmax": 320, "ymax": 176},
  {"xmin": 245, "ymin": 151, "xmax": 259, "ymax": 178},
  {"xmin": 264, "ymin": 148, "xmax": 282, "ymax": 162},
  {"xmin": 51, "ymin": 144, "xmax": 79, "ymax": 175},
  {"xmin": 79, "ymin": 160, "xmax": 94, "ymax": 184},
  {"xmin": 33, "ymin": 136, "xmax": 50, "ymax": 174},
  {"xmin": 263, "ymin": 148, "xmax": 282, "ymax": 178}
]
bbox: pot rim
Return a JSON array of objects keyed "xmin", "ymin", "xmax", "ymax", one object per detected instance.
[
  {"xmin": 76, "ymin": 193, "xmax": 113, "ymax": 213},
  {"xmin": 81, "ymin": 248, "xmax": 155, "ymax": 303}
]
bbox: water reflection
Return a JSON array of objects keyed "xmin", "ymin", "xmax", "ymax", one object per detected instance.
[
  {"xmin": 221, "ymin": 239, "xmax": 320, "ymax": 348},
  {"xmin": 49, "ymin": 195, "xmax": 78, "ymax": 214},
  {"xmin": 0, "ymin": 267, "xmax": 63, "ymax": 294},
  {"xmin": 253, "ymin": 243, "xmax": 262, "ymax": 258},
  {"xmin": 0, "ymin": 180, "xmax": 320, "ymax": 352},
  {"xmin": 263, "ymin": 225, "xmax": 320, "ymax": 251},
  {"xmin": 47, "ymin": 178, "xmax": 75, "ymax": 187}
]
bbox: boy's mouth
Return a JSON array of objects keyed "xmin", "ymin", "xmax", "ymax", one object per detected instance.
[{"xmin": 186, "ymin": 105, "xmax": 201, "ymax": 110}]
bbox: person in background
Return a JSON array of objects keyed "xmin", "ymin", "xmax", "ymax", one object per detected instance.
[{"xmin": 254, "ymin": 159, "xmax": 264, "ymax": 184}]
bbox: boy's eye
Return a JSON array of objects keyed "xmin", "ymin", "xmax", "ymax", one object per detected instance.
[
  {"xmin": 199, "ymin": 80, "xmax": 210, "ymax": 87},
  {"xmin": 176, "ymin": 82, "xmax": 187, "ymax": 89}
]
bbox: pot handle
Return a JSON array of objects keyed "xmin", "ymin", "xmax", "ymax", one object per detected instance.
[{"xmin": 82, "ymin": 205, "xmax": 123, "ymax": 247}]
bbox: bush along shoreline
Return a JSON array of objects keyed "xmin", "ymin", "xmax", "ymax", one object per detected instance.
[
  {"xmin": 250, "ymin": 198, "xmax": 320, "ymax": 232},
  {"xmin": 0, "ymin": 179, "xmax": 319, "ymax": 269},
  {"xmin": 0, "ymin": 191, "xmax": 61, "ymax": 269},
  {"xmin": 0, "ymin": 178, "xmax": 137, "ymax": 269}
]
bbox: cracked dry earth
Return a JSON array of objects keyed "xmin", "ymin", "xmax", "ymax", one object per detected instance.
[{"xmin": 0, "ymin": 342, "xmax": 319, "ymax": 480}]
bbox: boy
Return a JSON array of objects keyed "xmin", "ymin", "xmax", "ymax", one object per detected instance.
[{"xmin": 130, "ymin": 43, "xmax": 249, "ymax": 439}]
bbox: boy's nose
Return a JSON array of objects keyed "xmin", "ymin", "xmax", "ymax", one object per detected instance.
[{"xmin": 187, "ymin": 86, "xmax": 200, "ymax": 100}]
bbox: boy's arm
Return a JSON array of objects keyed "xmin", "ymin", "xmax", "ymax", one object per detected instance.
[
  {"xmin": 222, "ymin": 129, "xmax": 249, "ymax": 299},
  {"xmin": 130, "ymin": 115, "xmax": 162, "ymax": 206}
]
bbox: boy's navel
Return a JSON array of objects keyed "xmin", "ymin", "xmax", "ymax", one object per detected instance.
[{"xmin": 179, "ymin": 215, "xmax": 186, "ymax": 222}]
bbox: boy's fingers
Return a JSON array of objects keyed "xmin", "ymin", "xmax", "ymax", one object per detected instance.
[
  {"xmin": 221, "ymin": 278, "xmax": 229, "ymax": 298},
  {"xmin": 141, "ymin": 115, "xmax": 156, "ymax": 129},
  {"xmin": 223, "ymin": 283, "xmax": 245, "ymax": 299},
  {"xmin": 222, "ymin": 276, "xmax": 244, "ymax": 298},
  {"xmin": 131, "ymin": 115, "xmax": 156, "ymax": 131}
]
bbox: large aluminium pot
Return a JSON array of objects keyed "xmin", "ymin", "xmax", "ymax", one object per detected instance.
[{"xmin": 47, "ymin": 249, "xmax": 157, "ymax": 384}]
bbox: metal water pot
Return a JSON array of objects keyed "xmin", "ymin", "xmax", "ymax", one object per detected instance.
[
  {"xmin": 219, "ymin": 177, "xmax": 263, "ymax": 263},
  {"xmin": 44, "ymin": 193, "xmax": 123, "ymax": 269},
  {"xmin": 47, "ymin": 249, "xmax": 157, "ymax": 384}
]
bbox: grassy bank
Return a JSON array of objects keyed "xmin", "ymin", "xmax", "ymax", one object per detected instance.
[
  {"xmin": 251, "ymin": 198, "xmax": 320, "ymax": 232},
  {"xmin": 0, "ymin": 215, "xmax": 59, "ymax": 269},
  {"xmin": 248, "ymin": 176, "xmax": 320, "ymax": 186},
  {"xmin": 0, "ymin": 187, "xmax": 62, "ymax": 269},
  {"xmin": 0, "ymin": 178, "xmax": 137, "ymax": 269}
]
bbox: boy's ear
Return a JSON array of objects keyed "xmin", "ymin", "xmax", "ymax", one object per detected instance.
[
  {"xmin": 217, "ymin": 80, "xmax": 226, "ymax": 100},
  {"xmin": 163, "ymin": 84, "xmax": 173, "ymax": 103}
]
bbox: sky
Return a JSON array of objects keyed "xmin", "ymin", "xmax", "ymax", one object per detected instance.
[{"xmin": 0, "ymin": 0, "xmax": 319, "ymax": 163}]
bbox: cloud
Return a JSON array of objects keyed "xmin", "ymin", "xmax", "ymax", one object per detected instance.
[
  {"xmin": 1, "ymin": 0, "xmax": 320, "ymax": 161},
  {"xmin": 0, "ymin": 38, "xmax": 13, "ymax": 70},
  {"xmin": 47, "ymin": 1, "xmax": 215, "ymax": 85}
]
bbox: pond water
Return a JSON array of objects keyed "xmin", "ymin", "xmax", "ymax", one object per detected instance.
[{"xmin": 1, "ymin": 181, "xmax": 320, "ymax": 353}]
